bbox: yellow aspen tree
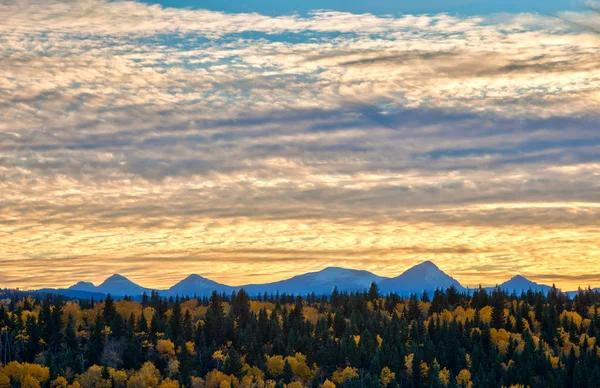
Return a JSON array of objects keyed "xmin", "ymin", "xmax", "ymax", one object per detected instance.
[
  {"xmin": 456, "ymin": 369, "xmax": 472, "ymax": 388},
  {"xmin": 438, "ymin": 368, "xmax": 450, "ymax": 387},
  {"xmin": 159, "ymin": 378, "xmax": 180, "ymax": 388},
  {"xmin": 51, "ymin": 377, "xmax": 69, "ymax": 388},
  {"xmin": 404, "ymin": 354, "xmax": 414, "ymax": 376},
  {"xmin": 190, "ymin": 377, "xmax": 205, "ymax": 388},
  {"xmin": 321, "ymin": 380, "xmax": 336, "ymax": 388},
  {"xmin": 266, "ymin": 355, "xmax": 285, "ymax": 377},
  {"xmin": 379, "ymin": 367, "xmax": 395, "ymax": 387},
  {"xmin": 156, "ymin": 339, "xmax": 176, "ymax": 358},
  {"xmin": 331, "ymin": 367, "xmax": 359, "ymax": 385}
]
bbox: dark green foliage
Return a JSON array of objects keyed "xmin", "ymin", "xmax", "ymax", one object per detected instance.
[{"xmin": 2, "ymin": 286, "xmax": 600, "ymax": 387}]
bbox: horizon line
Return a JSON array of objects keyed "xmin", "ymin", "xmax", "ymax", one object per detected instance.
[{"xmin": 12, "ymin": 261, "xmax": 600, "ymax": 294}]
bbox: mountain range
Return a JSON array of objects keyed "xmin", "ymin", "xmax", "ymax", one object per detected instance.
[{"xmin": 29, "ymin": 260, "xmax": 580, "ymax": 299}]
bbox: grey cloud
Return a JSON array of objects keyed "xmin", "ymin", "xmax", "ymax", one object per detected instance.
[{"xmin": 1, "ymin": 0, "xmax": 600, "ymax": 289}]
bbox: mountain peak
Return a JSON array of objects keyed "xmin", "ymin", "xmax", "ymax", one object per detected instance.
[
  {"xmin": 318, "ymin": 266, "xmax": 363, "ymax": 276},
  {"xmin": 68, "ymin": 281, "xmax": 96, "ymax": 292},
  {"xmin": 322, "ymin": 266, "xmax": 345, "ymax": 271},
  {"xmin": 415, "ymin": 260, "xmax": 439, "ymax": 269},
  {"xmin": 74, "ymin": 280, "xmax": 95, "ymax": 286},
  {"xmin": 105, "ymin": 273, "xmax": 129, "ymax": 281},
  {"xmin": 509, "ymin": 274, "xmax": 528, "ymax": 281},
  {"xmin": 503, "ymin": 274, "xmax": 536, "ymax": 285},
  {"xmin": 402, "ymin": 260, "xmax": 445, "ymax": 277},
  {"xmin": 380, "ymin": 260, "xmax": 463, "ymax": 294},
  {"xmin": 97, "ymin": 273, "xmax": 148, "ymax": 296},
  {"xmin": 184, "ymin": 274, "xmax": 205, "ymax": 280},
  {"xmin": 499, "ymin": 274, "xmax": 550, "ymax": 294},
  {"xmin": 175, "ymin": 274, "xmax": 217, "ymax": 285},
  {"xmin": 167, "ymin": 273, "xmax": 232, "ymax": 296}
]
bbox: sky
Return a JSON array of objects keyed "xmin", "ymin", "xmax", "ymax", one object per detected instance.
[{"xmin": 0, "ymin": 0, "xmax": 599, "ymax": 291}]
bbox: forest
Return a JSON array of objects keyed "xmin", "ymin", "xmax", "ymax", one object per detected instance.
[{"xmin": 1, "ymin": 284, "xmax": 600, "ymax": 388}]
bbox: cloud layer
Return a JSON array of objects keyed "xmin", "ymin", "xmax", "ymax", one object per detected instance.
[{"xmin": 1, "ymin": 0, "xmax": 599, "ymax": 290}]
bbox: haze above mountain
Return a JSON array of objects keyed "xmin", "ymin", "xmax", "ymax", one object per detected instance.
[{"xmin": 41, "ymin": 260, "xmax": 582, "ymax": 299}]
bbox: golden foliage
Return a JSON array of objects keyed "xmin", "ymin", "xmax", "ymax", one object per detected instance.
[
  {"xmin": 0, "ymin": 371, "xmax": 9, "ymax": 388},
  {"xmin": 213, "ymin": 350, "xmax": 228, "ymax": 365},
  {"xmin": 190, "ymin": 377, "xmax": 205, "ymax": 388},
  {"xmin": 321, "ymin": 380, "xmax": 336, "ymax": 388},
  {"xmin": 115, "ymin": 300, "xmax": 142, "ymax": 320},
  {"xmin": 22, "ymin": 375, "xmax": 43, "ymax": 388},
  {"xmin": 180, "ymin": 341, "xmax": 197, "ymax": 356},
  {"xmin": 420, "ymin": 361, "xmax": 429, "ymax": 379},
  {"xmin": 303, "ymin": 307, "xmax": 320, "ymax": 325},
  {"xmin": 560, "ymin": 311, "xmax": 583, "ymax": 327},
  {"xmin": 62, "ymin": 302, "xmax": 84, "ymax": 327},
  {"xmin": 204, "ymin": 370, "xmax": 238, "ymax": 388},
  {"xmin": 490, "ymin": 329, "xmax": 523, "ymax": 356},
  {"xmin": 2, "ymin": 362, "xmax": 50, "ymax": 387},
  {"xmin": 438, "ymin": 368, "xmax": 450, "ymax": 387},
  {"xmin": 521, "ymin": 318, "xmax": 530, "ymax": 332},
  {"xmin": 285, "ymin": 353, "xmax": 312, "ymax": 380},
  {"xmin": 21, "ymin": 310, "xmax": 38, "ymax": 325},
  {"xmin": 479, "ymin": 306, "xmax": 492, "ymax": 324},
  {"xmin": 181, "ymin": 300, "xmax": 203, "ymax": 320},
  {"xmin": 110, "ymin": 369, "xmax": 129, "ymax": 388},
  {"xmin": 127, "ymin": 362, "xmax": 161, "ymax": 388},
  {"xmin": 51, "ymin": 376, "xmax": 69, "ymax": 388},
  {"xmin": 418, "ymin": 301, "xmax": 431, "ymax": 316},
  {"xmin": 167, "ymin": 359, "xmax": 180, "ymax": 378},
  {"xmin": 456, "ymin": 369, "xmax": 472, "ymax": 388},
  {"xmin": 379, "ymin": 367, "xmax": 395, "ymax": 387},
  {"xmin": 331, "ymin": 367, "xmax": 358, "ymax": 385},
  {"xmin": 579, "ymin": 334, "xmax": 596, "ymax": 348},
  {"xmin": 404, "ymin": 354, "xmax": 414, "ymax": 375},
  {"xmin": 159, "ymin": 378, "xmax": 180, "ymax": 388},
  {"xmin": 156, "ymin": 339, "xmax": 176, "ymax": 358},
  {"xmin": 239, "ymin": 374, "xmax": 266, "ymax": 388},
  {"xmin": 243, "ymin": 365, "xmax": 265, "ymax": 381},
  {"xmin": 75, "ymin": 365, "xmax": 111, "ymax": 388},
  {"xmin": 455, "ymin": 307, "xmax": 476, "ymax": 325},
  {"xmin": 265, "ymin": 355, "xmax": 285, "ymax": 377},
  {"xmin": 547, "ymin": 353, "xmax": 560, "ymax": 369}
]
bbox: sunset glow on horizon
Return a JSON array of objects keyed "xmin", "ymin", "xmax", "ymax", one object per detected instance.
[{"xmin": 1, "ymin": 0, "xmax": 599, "ymax": 291}]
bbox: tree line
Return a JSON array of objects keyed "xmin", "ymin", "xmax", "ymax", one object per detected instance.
[{"xmin": 1, "ymin": 284, "xmax": 600, "ymax": 387}]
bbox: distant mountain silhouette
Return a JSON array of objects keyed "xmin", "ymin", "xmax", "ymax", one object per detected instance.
[
  {"xmin": 379, "ymin": 261, "xmax": 464, "ymax": 295},
  {"xmin": 167, "ymin": 274, "xmax": 235, "ymax": 296},
  {"xmin": 243, "ymin": 267, "xmax": 387, "ymax": 296},
  {"xmin": 37, "ymin": 287, "xmax": 108, "ymax": 300},
  {"xmin": 495, "ymin": 275, "xmax": 552, "ymax": 294},
  {"xmin": 68, "ymin": 274, "xmax": 150, "ymax": 297},
  {"xmin": 69, "ymin": 281, "xmax": 97, "ymax": 292},
  {"xmin": 36, "ymin": 261, "xmax": 579, "ymax": 299}
]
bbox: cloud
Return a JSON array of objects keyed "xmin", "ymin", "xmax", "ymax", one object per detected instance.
[{"xmin": 0, "ymin": 0, "xmax": 599, "ymax": 290}]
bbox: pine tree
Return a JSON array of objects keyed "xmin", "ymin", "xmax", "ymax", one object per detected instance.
[
  {"xmin": 368, "ymin": 283, "xmax": 380, "ymax": 302},
  {"xmin": 282, "ymin": 359, "xmax": 293, "ymax": 384},
  {"xmin": 169, "ymin": 297, "xmax": 183, "ymax": 344},
  {"xmin": 223, "ymin": 347, "xmax": 244, "ymax": 378},
  {"xmin": 103, "ymin": 294, "xmax": 117, "ymax": 325},
  {"xmin": 232, "ymin": 289, "xmax": 251, "ymax": 328},
  {"xmin": 491, "ymin": 290, "xmax": 505, "ymax": 329}
]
